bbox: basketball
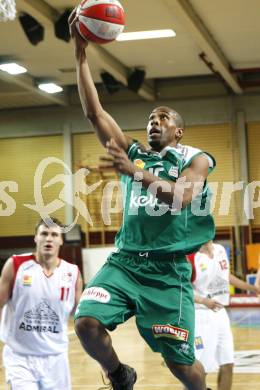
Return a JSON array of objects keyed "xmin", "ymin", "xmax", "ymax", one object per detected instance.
[{"xmin": 76, "ymin": 0, "xmax": 125, "ymax": 44}]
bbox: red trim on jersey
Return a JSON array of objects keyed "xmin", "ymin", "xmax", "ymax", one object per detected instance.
[
  {"xmin": 187, "ymin": 253, "xmax": 196, "ymax": 282},
  {"xmin": 42, "ymin": 258, "xmax": 61, "ymax": 278},
  {"xmin": 12, "ymin": 254, "xmax": 36, "ymax": 286}
]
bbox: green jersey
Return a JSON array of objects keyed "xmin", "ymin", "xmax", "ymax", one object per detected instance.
[{"xmin": 115, "ymin": 142, "xmax": 216, "ymax": 254}]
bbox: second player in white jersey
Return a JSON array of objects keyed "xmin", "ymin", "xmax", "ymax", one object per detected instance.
[
  {"xmin": 192, "ymin": 242, "xmax": 230, "ymax": 308},
  {"xmin": 189, "ymin": 242, "xmax": 233, "ymax": 375},
  {"xmin": 1, "ymin": 253, "xmax": 79, "ymax": 355},
  {"xmin": 188, "ymin": 241, "xmax": 260, "ymax": 390},
  {"xmin": 0, "ymin": 219, "xmax": 83, "ymax": 390}
]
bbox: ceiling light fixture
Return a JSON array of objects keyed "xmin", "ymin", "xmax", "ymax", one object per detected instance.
[
  {"xmin": 38, "ymin": 83, "xmax": 63, "ymax": 94},
  {"xmin": 0, "ymin": 62, "xmax": 27, "ymax": 75},
  {"xmin": 116, "ymin": 29, "xmax": 176, "ymax": 41}
]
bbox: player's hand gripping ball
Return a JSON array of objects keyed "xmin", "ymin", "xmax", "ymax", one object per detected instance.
[{"xmin": 76, "ymin": 0, "xmax": 125, "ymax": 44}]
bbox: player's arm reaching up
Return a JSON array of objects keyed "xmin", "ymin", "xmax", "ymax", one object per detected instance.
[{"xmin": 69, "ymin": 8, "xmax": 131, "ymax": 151}]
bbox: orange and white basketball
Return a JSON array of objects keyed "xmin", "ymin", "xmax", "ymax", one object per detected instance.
[{"xmin": 76, "ymin": 0, "xmax": 125, "ymax": 44}]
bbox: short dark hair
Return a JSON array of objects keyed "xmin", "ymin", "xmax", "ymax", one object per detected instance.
[
  {"xmin": 35, "ymin": 218, "xmax": 64, "ymax": 234},
  {"xmin": 152, "ymin": 106, "xmax": 185, "ymax": 129},
  {"xmin": 151, "ymin": 106, "xmax": 185, "ymax": 142},
  {"xmin": 172, "ymin": 110, "xmax": 185, "ymax": 129}
]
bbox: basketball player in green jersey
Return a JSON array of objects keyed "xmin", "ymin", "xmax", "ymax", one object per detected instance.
[{"xmin": 69, "ymin": 9, "xmax": 215, "ymax": 390}]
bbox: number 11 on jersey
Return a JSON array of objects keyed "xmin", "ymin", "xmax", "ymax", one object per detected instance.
[{"xmin": 60, "ymin": 287, "xmax": 70, "ymax": 301}]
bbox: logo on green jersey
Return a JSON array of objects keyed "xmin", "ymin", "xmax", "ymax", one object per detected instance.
[
  {"xmin": 168, "ymin": 166, "xmax": 179, "ymax": 178},
  {"xmin": 130, "ymin": 191, "xmax": 158, "ymax": 207},
  {"xmin": 134, "ymin": 159, "xmax": 145, "ymax": 169}
]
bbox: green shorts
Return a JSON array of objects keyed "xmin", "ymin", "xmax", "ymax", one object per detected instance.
[{"xmin": 75, "ymin": 250, "xmax": 195, "ymax": 365}]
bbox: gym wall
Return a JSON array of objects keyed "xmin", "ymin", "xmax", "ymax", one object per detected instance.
[
  {"xmin": 247, "ymin": 122, "xmax": 260, "ymax": 227},
  {"xmin": 0, "ymin": 135, "xmax": 65, "ymax": 236}
]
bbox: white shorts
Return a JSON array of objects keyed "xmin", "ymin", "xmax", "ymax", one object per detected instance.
[
  {"xmin": 194, "ymin": 307, "xmax": 234, "ymax": 373},
  {"xmin": 3, "ymin": 345, "xmax": 71, "ymax": 390}
]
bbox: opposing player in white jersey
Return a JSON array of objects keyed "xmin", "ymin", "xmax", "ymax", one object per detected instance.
[
  {"xmin": 0, "ymin": 218, "xmax": 83, "ymax": 390},
  {"xmin": 188, "ymin": 241, "xmax": 260, "ymax": 390}
]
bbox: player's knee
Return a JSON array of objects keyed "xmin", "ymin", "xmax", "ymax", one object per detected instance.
[
  {"xmin": 165, "ymin": 360, "xmax": 204, "ymax": 382},
  {"xmin": 166, "ymin": 361, "xmax": 191, "ymax": 378},
  {"xmin": 75, "ymin": 316, "xmax": 103, "ymax": 341}
]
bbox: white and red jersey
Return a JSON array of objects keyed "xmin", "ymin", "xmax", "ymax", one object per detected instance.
[
  {"xmin": 0, "ymin": 253, "xmax": 79, "ymax": 356},
  {"xmin": 188, "ymin": 243, "xmax": 230, "ymax": 309}
]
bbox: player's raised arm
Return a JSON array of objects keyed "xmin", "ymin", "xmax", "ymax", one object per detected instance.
[{"xmin": 69, "ymin": 9, "xmax": 131, "ymax": 151}]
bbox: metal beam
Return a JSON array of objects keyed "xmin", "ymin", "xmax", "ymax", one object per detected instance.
[
  {"xmin": 17, "ymin": 0, "xmax": 59, "ymax": 24},
  {"xmin": 87, "ymin": 44, "xmax": 155, "ymax": 101},
  {"xmin": 0, "ymin": 71, "xmax": 68, "ymax": 106},
  {"xmin": 163, "ymin": 0, "xmax": 243, "ymax": 94},
  {"xmin": 4, "ymin": 1, "xmax": 66, "ymax": 105}
]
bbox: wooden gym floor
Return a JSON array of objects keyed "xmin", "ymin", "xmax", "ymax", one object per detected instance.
[{"xmin": 0, "ymin": 307, "xmax": 259, "ymax": 389}]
